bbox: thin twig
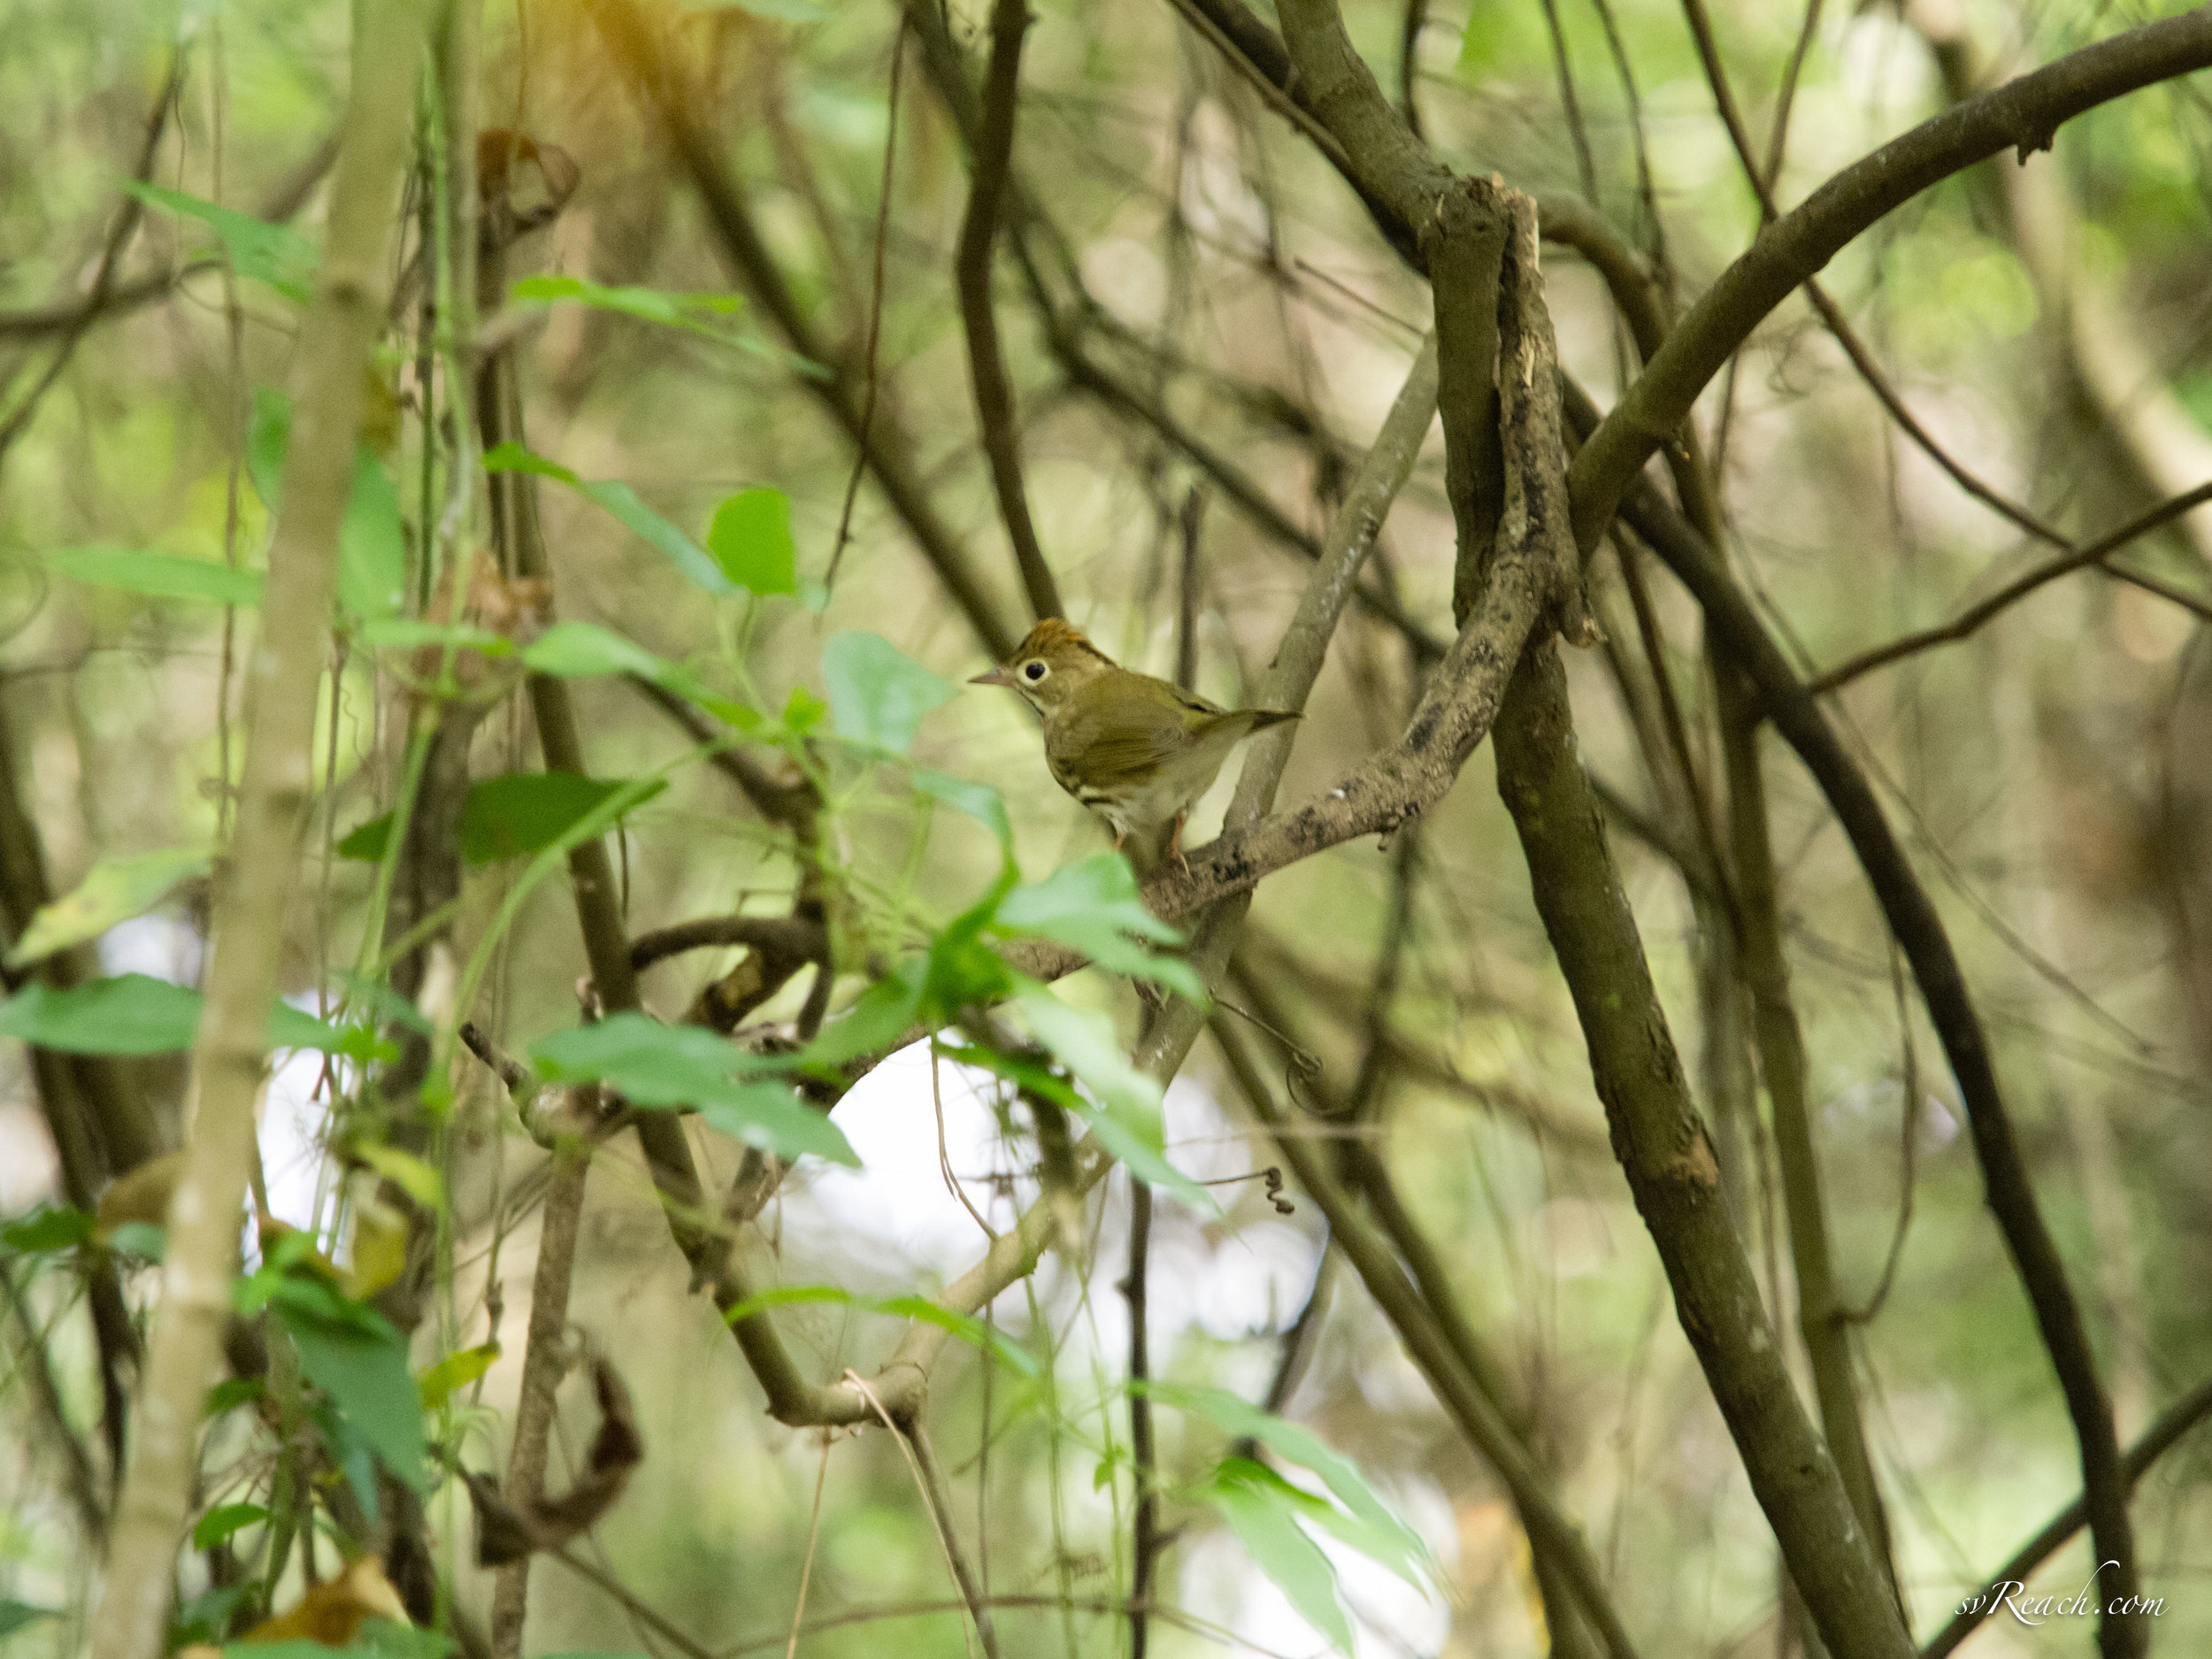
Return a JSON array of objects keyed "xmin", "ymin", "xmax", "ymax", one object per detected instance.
[
  {"xmin": 83, "ymin": 11, "xmax": 427, "ymax": 1656},
  {"xmin": 956, "ymin": 0, "xmax": 1063, "ymax": 621},
  {"xmin": 1680, "ymin": 0, "xmax": 2071, "ymax": 554},
  {"xmin": 826, "ymin": 20, "xmax": 907, "ymax": 597},
  {"xmin": 1122, "ymin": 1172, "xmax": 1159, "ymax": 1659},
  {"xmin": 1809, "ymin": 478, "xmax": 2212, "ymax": 693},
  {"xmin": 1762, "ymin": 0, "xmax": 1828, "ymax": 189},
  {"xmin": 1, "ymin": 1266, "xmax": 105, "ymax": 1541},
  {"xmin": 0, "ymin": 58, "xmax": 184, "ymax": 480},
  {"xmin": 1843, "ymin": 945, "xmax": 1923, "ymax": 1325},
  {"xmin": 845, "ymin": 1375, "xmax": 1000, "ymax": 1659},
  {"xmin": 782, "ymin": 1434, "xmax": 833, "ymax": 1659},
  {"xmin": 1918, "ymin": 1373, "xmax": 2212, "ymax": 1659},
  {"xmin": 549, "ymin": 1546, "xmax": 719, "ymax": 1659},
  {"xmin": 1396, "ymin": 0, "xmax": 1428, "ymax": 139},
  {"xmin": 1538, "ymin": 0, "xmax": 1601, "ymax": 206}
]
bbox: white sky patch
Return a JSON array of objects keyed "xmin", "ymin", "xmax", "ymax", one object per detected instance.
[
  {"xmin": 97, "ymin": 911, "xmax": 202, "ymax": 984},
  {"xmin": 259, "ymin": 1038, "xmax": 335, "ymax": 1233}
]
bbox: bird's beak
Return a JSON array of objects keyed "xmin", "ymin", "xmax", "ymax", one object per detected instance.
[{"xmin": 968, "ymin": 666, "xmax": 1014, "ymax": 687}]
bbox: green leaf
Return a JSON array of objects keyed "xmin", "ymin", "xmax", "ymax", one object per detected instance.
[
  {"xmin": 0, "ymin": 976, "xmax": 366, "ymax": 1056},
  {"xmin": 531, "ymin": 1010, "xmax": 774, "ymax": 1095},
  {"xmin": 822, "ymin": 631, "xmax": 955, "ymax": 756},
  {"xmin": 0, "ymin": 1601, "xmax": 55, "ymax": 1642},
  {"xmin": 210, "ymin": 388, "xmax": 403, "ymax": 615},
  {"xmin": 233, "ymin": 1627, "xmax": 455, "ymax": 1659},
  {"xmin": 415, "ymin": 1340, "xmax": 500, "ymax": 1409},
  {"xmin": 266, "ymin": 1001, "xmax": 364, "ymax": 1055},
  {"xmin": 518, "ymin": 623, "xmax": 753, "ymax": 727},
  {"xmin": 1010, "ymin": 980, "xmax": 1215, "ymax": 1211},
  {"xmin": 273, "ymin": 1288, "xmax": 427, "ymax": 1492},
  {"xmin": 532, "ymin": 1012, "xmax": 857, "ymax": 1167},
  {"xmin": 326, "ymin": 971, "xmax": 435, "ymax": 1036},
  {"xmin": 719, "ymin": 1284, "xmax": 1035, "ymax": 1374},
  {"xmin": 248, "ymin": 388, "xmax": 290, "ymax": 510},
  {"xmin": 191, "ymin": 1502, "xmax": 269, "ymax": 1550},
  {"xmin": 107, "ymin": 1221, "xmax": 167, "ymax": 1261},
  {"xmin": 518, "ymin": 619, "xmax": 673, "ymax": 680},
  {"xmin": 483, "ymin": 442, "xmax": 735, "ymax": 595},
  {"xmin": 339, "ymin": 451, "xmax": 407, "ymax": 619},
  {"xmin": 335, "ymin": 814, "xmax": 393, "ymax": 861},
  {"xmin": 872, "ymin": 1294, "xmax": 1038, "ymax": 1376},
  {"xmin": 124, "ymin": 181, "xmax": 318, "ymax": 302},
  {"xmin": 800, "ymin": 956, "xmax": 925, "ymax": 1067},
  {"xmin": 582, "ymin": 479, "xmax": 734, "ymax": 595},
  {"xmin": 0, "ymin": 973, "xmax": 201, "ymax": 1053},
  {"xmin": 926, "ymin": 895, "xmax": 1017, "ymax": 1009},
  {"xmin": 781, "ymin": 685, "xmax": 828, "ymax": 732},
  {"xmin": 993, "ymin": 855, "xmax": 1202, "ymax": 1001},
  {"xmin": 511, "ymin": 273, "xmax": 746, "ymax": 341},
  {"xmin": 356, "ymin": 617, "xmax": 515, "ymax": 655},
  {"xmin": 910, "ymin": 768, "xmax": 1012, "ymax": 851},
  {"xmin": 354, "ymin": 1143, "xmax": 445, "ymax": 1210},
  {"xmin": 45, "ymin": 547, "xmax": 264, "ymax": 607},
  {"xmin": 173, "ymin": 1583, "xmax": 254, "ymax": 1649},
  {"xmin": 705, "ymin": 488, "xmax": 798, "ymax": 595},
  {"xmin": 688, "ymin": 1076, "xmax": 859, "ymax": 1167},
  {"xmin": 205, "ymin": 1377, "xmax": 265, "ymax": 1416},
  {"xmin": 1203, "ymin": 1458, "xmax": 1356, "ymax": 1653},
  {"xmin": 6, "ymin": 847, "xmax": 210, "ymax": 968},
  {"xmin": 2, "ymin": 1204, "xmax": 96, "ymax": 1253},
  {"xmin": 1148, "ymin": 1383, "xmax": 1431, "ymax": 1590},
  {"xmin": 461, "ymin": 772, "xmax": 667, "ymax": 864}
]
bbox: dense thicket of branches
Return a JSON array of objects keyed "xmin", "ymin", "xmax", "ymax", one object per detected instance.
[{"xmin": 2, "ymin": 3, "xmax": 2210, "ymax": 1658}]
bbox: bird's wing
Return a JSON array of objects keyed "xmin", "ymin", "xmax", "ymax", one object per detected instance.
[{"xmin": 1048, "ymin": 695, "xmax": 1209, "ymax": 792}]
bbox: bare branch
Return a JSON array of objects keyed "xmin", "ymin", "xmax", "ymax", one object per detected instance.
[
  {"xmin": 85, "ymin": 9, "xmax": 427, "ymax": 1655},
  {"xmin": 1810, "ymin": 480, "xmax": 2212, "ymax": 694},
  {"xmin": 590, "ymin": 0, "xmax": 1017, "ymax": 658},
  {"xmin": 1922, "ymin": 1373, "xmax": 2212, "ymax": 1659},
  {"xmin": 1571, "ymin": 10, "xmax": 2212, "ymax": 553},
  {"xmin": 956, "ymin": 0, "xmax": 1064, "ymax": 622},
  {"xmin": 1585, "ymin": 401, "xmax": 2144, "ymax": 1654}
]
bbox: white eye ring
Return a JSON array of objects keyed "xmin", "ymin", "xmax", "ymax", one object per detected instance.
[{"xmin": 1022, "ymin": 660, "xmax": 1048, "ymax": 682}]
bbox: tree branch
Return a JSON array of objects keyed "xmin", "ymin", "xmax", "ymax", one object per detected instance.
[
  {"xmin": 589, "ymin": 0, "xmax": 1017, "ymax": 657},
  {"xmin": 1210, "ymin": 1013, "xmax": 1640, "ymax": 1659},
  {"xmin": 1494, "ymin": 640, "xmax": 1911, "ymax": 1659},
  {"xmin": 956, "ymin": 0, "xmax": 1063, "ymax": 623},
  {"xmin": 1809, "ymin": 474, "xmax": 2212, "ymax": 695},
  {"xmin": 1578, "ymin": 394, "xmax": 2143, "ymax": 1651},
  {"xmin": 1921, "ymin": 1372, "xmax": 2212, "ymax": 1659},
  {"xmin": 85, "ymin": 9, "xmax": 427, "ymax": 1655},
  {"xmin": 1569, "ymin": 9, "xmax": 2212, "ymax": 554}
]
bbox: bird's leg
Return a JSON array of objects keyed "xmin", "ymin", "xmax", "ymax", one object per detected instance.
[{"xmin": 1168, "ymin": 811, "xmax": 1190, "ymax": 877}]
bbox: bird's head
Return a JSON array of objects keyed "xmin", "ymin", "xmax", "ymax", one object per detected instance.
[{"xmin": 968, "ymin": 618, "xmax": 1116, "ymax": 716}]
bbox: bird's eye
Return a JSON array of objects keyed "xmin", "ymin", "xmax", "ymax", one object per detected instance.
[{"xmin": 1022, "ymin": 660, "xmax": 1048, "ymax": 682}]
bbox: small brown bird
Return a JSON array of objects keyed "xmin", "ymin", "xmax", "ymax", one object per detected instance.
[
  {"xmin": 180, "ymin": 1555, "xmax": 408, "ymax": 1654},
  {"xmin": 970, "ymin": 619, "xmax": 1297, "ymax": 865}
]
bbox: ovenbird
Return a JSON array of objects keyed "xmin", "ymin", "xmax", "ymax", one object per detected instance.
[{"xmin": 970, "ymin": 619, "xmax": 1297, "ymax": 864}]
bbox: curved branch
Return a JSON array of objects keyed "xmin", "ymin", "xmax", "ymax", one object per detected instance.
[
  {"xmin": 1921, "ymin": 1373, "xmax": 2212, "ymax": 1659},
  {"xmin": 1584, "ymin": 399, "xmax": 2141, "ymax": 1656},
  {"xmin": 85, "ymin": 9, "xmax": 427, "ymax": 1655},
  {"xmin": 1496, "ymin": 642, "xmax": 1912, "ymax": 1659},
  {"xmin": 1810, "ymin": 479, "xmax": 2212, "ymax": 694},
  {"xmin": 956, "ymin": 0, "xmax": 1063, "ymax": 622},
  {"xmin": 1211, "ymin": 1013, "xmax": 1640, "ymax": 1659},
  {"xmin": 590, "ymin": 0, "xmax": 1017, "ymax": 658},
  {"xmin": 1569, "ymin": 9, "xmax": 2212, "ymax": 552}
]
